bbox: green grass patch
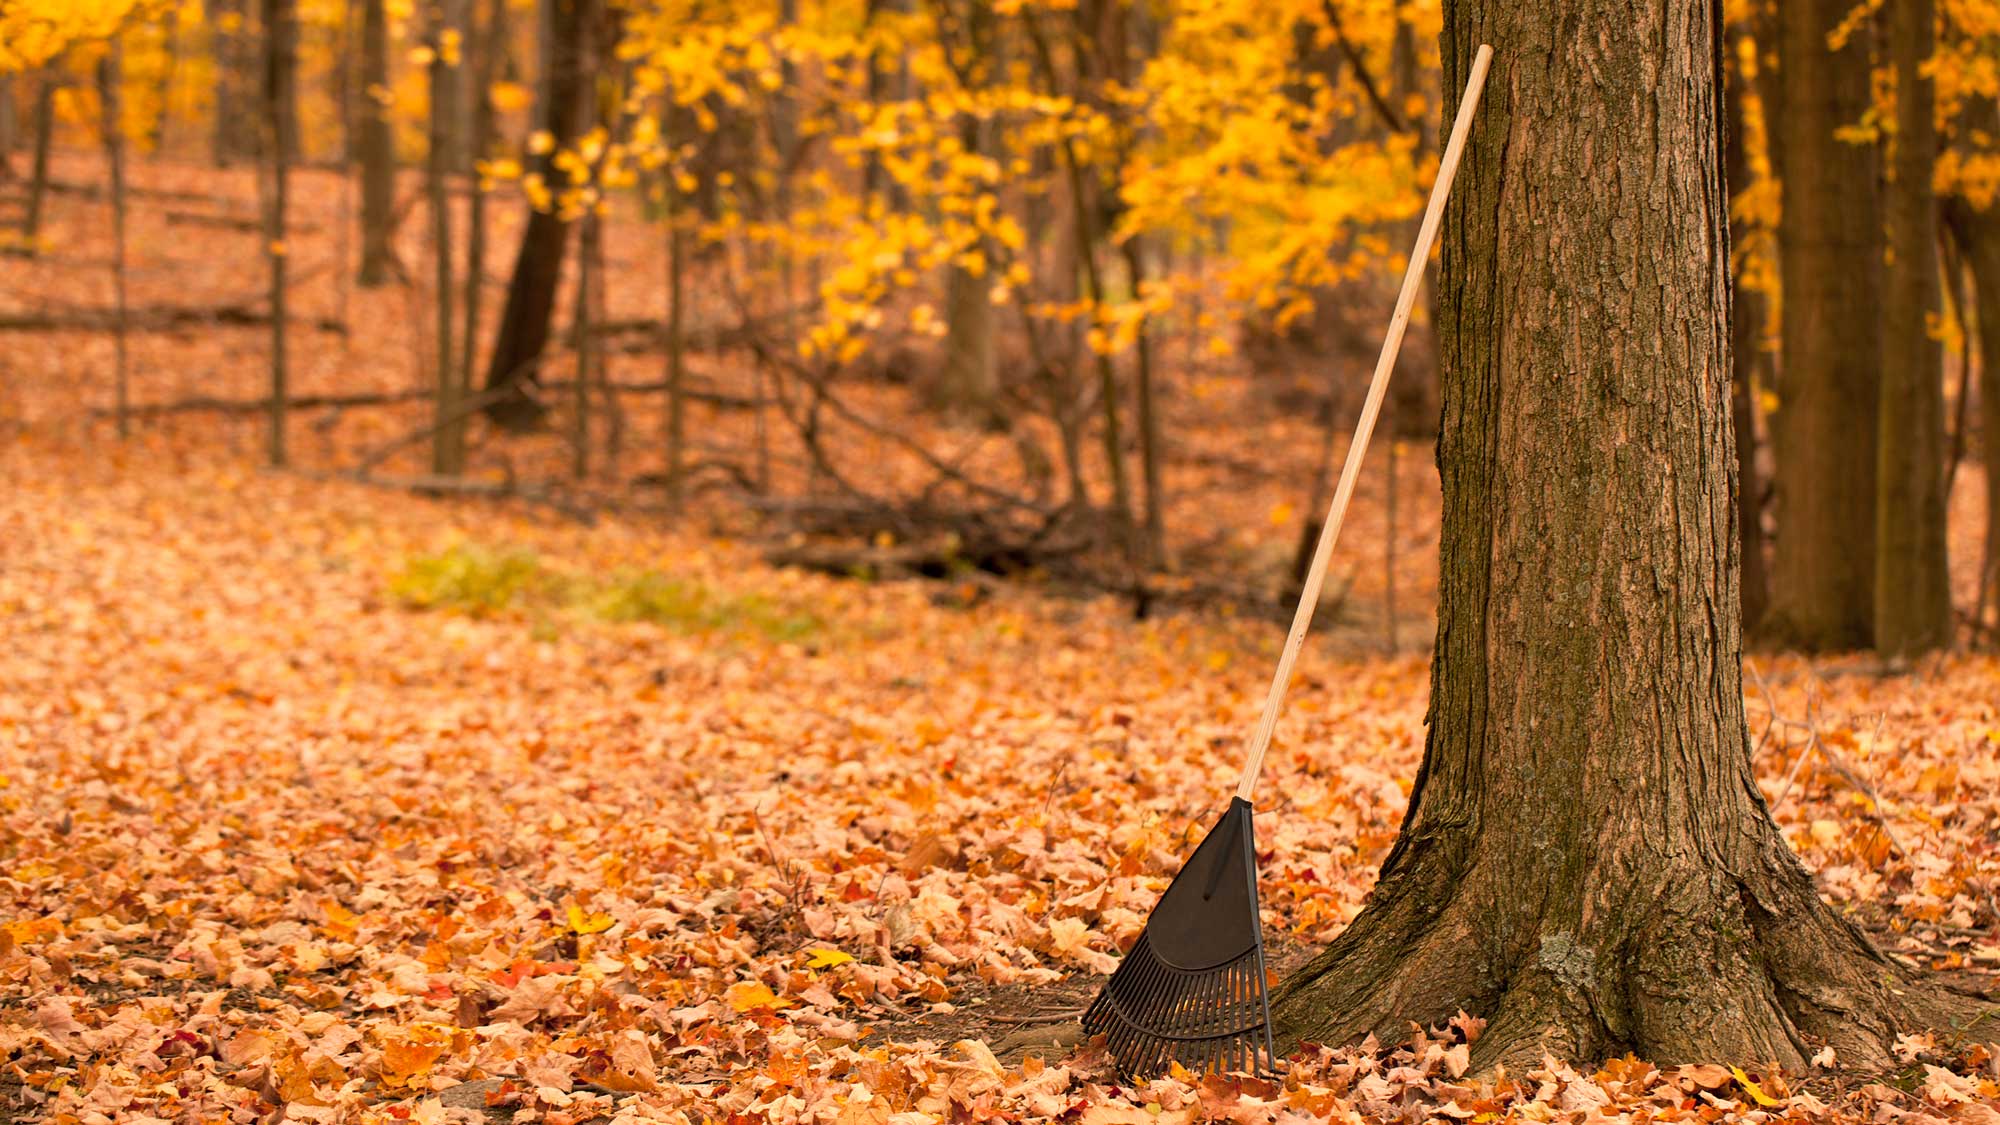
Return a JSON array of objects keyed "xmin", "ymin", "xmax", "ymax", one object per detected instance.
[
  {"xmin": 390, "ymin": 545, "xmax": 820, "ymax": 642},
  {"xmin": 388, "ymin": 544, "xmax": 551, "ymax": 616}
]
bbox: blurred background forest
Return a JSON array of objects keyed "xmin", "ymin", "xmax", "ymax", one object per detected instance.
[{"xmin": 1, "ymin": 0, "xmax": 1996, "ymax": 657}]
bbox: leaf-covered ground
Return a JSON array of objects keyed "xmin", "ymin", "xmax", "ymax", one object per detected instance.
[{"xmin": 3, "ymin": 432, "xmax": 1999, "ymax": 1125}]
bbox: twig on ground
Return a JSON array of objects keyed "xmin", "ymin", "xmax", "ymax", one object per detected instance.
[{"xmin": 1746, "ymin": 661, "xmax": 1907, "ymax": 858}]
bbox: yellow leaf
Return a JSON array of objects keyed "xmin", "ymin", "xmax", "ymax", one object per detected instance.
[
  {"xmin": 725, "ymin": 981, "xmax": 792, "ymax": 1012},
  {"xmin": 1731, "ymin": 1065, "xmax": 1782, "ymax": 1107},
  {"xmin": 322, "ymin": 900, "xmax": 360, "ymax": 942},
  {"xmin": 378, "ymin": 1023, "xmax": 452, "ymax": 1087},
  {"xmin": 566, "ymin": 904, "xmax": 613, "ymax": 934},
  {"xmin": 806, "ymin": 948, "xmax": 854, "ymax": 969}
]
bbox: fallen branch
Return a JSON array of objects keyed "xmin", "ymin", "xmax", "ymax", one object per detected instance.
[
  {"xmin": 1745, "ymin": 661, "xmax": 1907, "ymax": 858},
  {"xmin": 90, "ymin": 377, "xmax": 757, "ymax": 421},
  {"xmin": 164, "ymin": 208, "xmax": 305, "ymax": 233},
  {"xmin": 0, "ymin": 303, "xmax": 345, "ymax": 334},
  {"xmin": 94, "ymin": 388, "xmax": 427, "ymax": 418}
]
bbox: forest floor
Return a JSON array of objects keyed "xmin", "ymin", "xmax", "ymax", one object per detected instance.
[
  {"xmin": 4, "ymin": 152, "xmax": 2000, "ymax": 1123},
  {"xmin": 5, "ymin": 432, "xmax": 2000, "ymax": 1125}
]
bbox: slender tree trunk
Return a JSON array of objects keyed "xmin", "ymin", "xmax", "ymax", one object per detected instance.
[
  {"xmin": 1123, "ymin": 236, "xmax": 1165, "ymax": 568},
  {"xmin": 1989, "ymin": 326, "xmax": 2000, "ymax": 634},
  {"xmin": 358, "ymin": 0, "xmax": 399, "ymax": 286},
  {"xmin": 940, "ymin": 0, "xmax": 1000, "ymax": 423},
  {"xmin": 461, "ymin": 0, "xmax": 500, "ymax": 399},
  {"xmin": 1027, "ymin": 14, "xmax": 1135, "ymax": 553},
  {"xmin": 215, "ymin": 0, "xmax": 263, "ymax": 165},
  {"xmin": 1, "ymin": 75, "xmax": 17, "ymax": 179},
  {"xmin": 1989, "ymin": 297, "xmax": 2000, "ymax": 634},
  {"xmin": 1764, "ymin": 0, "xmax": 1882, "ymax": 650},
  {"xmin": 429, "ymin": 4, "xmax": 464, "ymax": 477},
  {"xmin": 1723, "ymin": 19, "xmax": 1771, "ymax": 634},
  {"xmin": 861, "ymin": 0, "xmax": 889, "ymax": 205},
  {"xmin": 1943, "ymin": 232, "xmax": 1972, "ymax": 499},
  {"xmin": 1943, "ymin": 105, "xmax": 2000, "ymax": 635},
  {"xmin": 264, "ymin": 0, "xmax": 295, "ymax": 467},
  {"xmin": 443, "ymin": 0, "xmax": 472, "ymax": 172},
  {"xmin": 20, "ymin": 78, "xmax": 55, "ymax": 254},
  {"xmin": 101, "ymin": 45, "xmax": 131, "ymax": 441},
  {"xmin": 213, "ymin": 0, "xmax": 240, "ymax": 164},
  {"xmin": 1271, "ymin": 0, "xmax": 1983, "ymax": 1071},
  {"xmin": 481, "ymin": 0, "xmax": 591, "ymax": 431},
  {"xmin": 664, "ymin": 168, "xmax": 687, "ymax": 504},
  {"xmin": 153, "ymin": 10, "xmax": 181, "ymax": 153},
  {"xmin": 941, "ymin": 252, "xmax": 998, "ymax": 419},
  {"xmin": 1877, "ymin": 0, "xmax": 1952, "ymax": 656},
  {"xmin": 573, "ymin": 209, "xmax": 595, "ymax": 480}
]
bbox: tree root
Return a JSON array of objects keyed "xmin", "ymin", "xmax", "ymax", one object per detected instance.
[{"xmin": 1272, "ymin": 836, "xmax": 1997, "ymax": 1076}]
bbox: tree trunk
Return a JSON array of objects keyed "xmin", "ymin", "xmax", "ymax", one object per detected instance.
[
  {"xmin": 461, "ymin": 0, "xmax": 500, "ymax": 399},
  {"xmin": 1943, "ymin": 100, "xmax": 2000, "ymax": 634},
  {"xmin": 357, "ymin": 0, "xmax": 399, "ymax": 287},
  {"xmin": 1990, "ymin": 308, "xmax": 2000, "ymax": 633},
  {"xmin": 1270, "ymin": 1, "xmax": 1983, "ymax": 1071},
  {"xmin": 429, "ymin": 5, "xmax": 464, "ymax": 477},
  {"xmin": 264, "ymin": 0, "xmax": 295, "ymax": 468},
  {"xmin": 102, "ymin": 45, "xmax": 131, "ymax": 441},
  {"xmin": 942, "ymin": 251, "xmax": 998, "ymax": 419},
  {"xmin": 1763, "ymin": 0, "xmax": 1882, "ymax": 650},
  {"xmin": 1123, "ymin": 236, "xmax": 1165, "ymax": 568},
  {"xmin": 1876, "ymin": 0, "xmax": 1952, "ymax": 657},
  {"xmin": 1028, "ymin": 12, "xmax": 1135, "ymax": 554},
  {"xmin": 480, "ymin": 0, "xmax": 591, "ymax": 431},
  {"xmin": 573, "ymin": 205, "xmax": 598, "ymax": 480},
  {"xmin": 664, "ymin": 167, "xmax": 687, "ymax": 503},
  {"xmin": 20, "ymin": 78, "xmax": 55, "ymax": 254},
  {"xmin": 0, "ymin": 77, "xmax": 16, "ymax": 179},
  {"xmin": 1723, "ymin": 19, "xmax": 1770, "ymax": 634},
  {"xmin": 939, "ymin": 0, "xmax": 1001, "ymax": 424},
  {"xmin": 214, "ymin": 0, "xmax": 264, "ymax": 165},
  {"xmin": 153, "ymin": 10, "xmax": 181, "ymax": 153}
]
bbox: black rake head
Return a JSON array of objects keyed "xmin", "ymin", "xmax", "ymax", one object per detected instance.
[{"xmin": 1082, "ymin": 797, "xmax": 1276, "ymax": 1078}]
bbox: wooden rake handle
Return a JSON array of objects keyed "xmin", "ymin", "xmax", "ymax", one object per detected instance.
[{"xmin": 1236, "ymin": 43, "xmax": 1494, "ymax": 803}]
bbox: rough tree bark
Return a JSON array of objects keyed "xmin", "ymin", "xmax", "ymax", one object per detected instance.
[
  {"xmin": 480, "ymin": 0, "xmax": 592, "ymax": 431},
  {"xmin": 1763, "ymin": 0, "xmax": 1881, "ymax": 650},
  {"xmin": 1269, "ymin": 1, "xmax": 1987, "ymax": 1071},
  {"xmin": 1876, "ymin": 0, "xmax": 1952, "ymax": 656},
  {"xmin": 357, "ymin": 0, "xmax": 399, "ymax": 287}
]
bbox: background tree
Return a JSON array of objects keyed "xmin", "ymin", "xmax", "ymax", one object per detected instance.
[
  {"xmin": 356, "ymin": 0, "xmax": 397, "ymax": 286},
  {"xmin": 1269, "ymin": 0, "xmax": 1982, "ymax": 1068},
  {"xmin": 480, "ymin": 0, "xmax": 594, "ymax": 431},
  {"xmin": 1764, "ymin": 0, "xmax": 1881, "ymax": 650},
  {"xmin": 263, "ymin": 0, "xmax": 295, "ymax": 467},
  {"xmin": 1877, "ymin": 0, "xmax": 1952, "ymax": 657},
  {"xmin": 1723, "ymin": 17, "xmax": 1770, "ymax": 633},
  {"xmin": 428, "ymin": 1, "xmax": 464, "ymax": 476}
]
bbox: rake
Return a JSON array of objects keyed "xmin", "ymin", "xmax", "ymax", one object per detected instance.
[{"xmin": 1080, "ymin": 43, "xmax": 1494, "ymax": 1080}]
